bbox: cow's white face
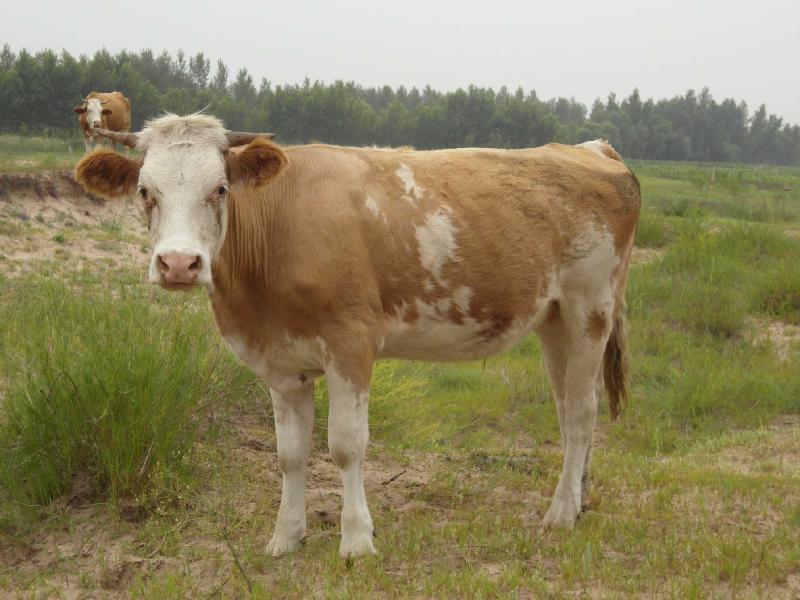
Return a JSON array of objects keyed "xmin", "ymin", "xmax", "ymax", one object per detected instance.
[
  {"xmin": 85, "ymin": 98, "xmax": 108, "ymax": 129},
  {"xmin": 75, "ymin": 98, "xmax": 112, "ymax": 133},
  {"xmin": 74, "ymin": 114, "xmax": 286, "ymax": 291},
  {"xmin": 138, "ymin": 144, "xmax": 229, "ymax": 288}
]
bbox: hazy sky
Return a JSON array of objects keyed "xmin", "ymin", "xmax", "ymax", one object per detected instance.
[{"xmin": 3, "ymin": 0, "xmax": 799, "ymax": 124}]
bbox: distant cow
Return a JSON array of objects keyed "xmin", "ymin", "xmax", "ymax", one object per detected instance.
[
  {"xmin": 74, "ymin": 91, "xmax": 131, "ymax": 153},
  {"xmin": 76, "ymin": 115, "xmax": 640, "ymax": 559}
]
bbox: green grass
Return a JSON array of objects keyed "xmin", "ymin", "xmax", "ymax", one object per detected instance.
[
  {"xmin": 0, "ymin": 271, "xmax": 249, "ymax": 531},
  {"xmin": 1, "ymin": 160, "xmax": 799, "ymax": 597},
  {"xmin": 0, "ymin": 133, "xmax": 82, "ymax": 172},
  {"xmin": 630, "ymin": 161, "xmax": 800, "ymax": 224}
]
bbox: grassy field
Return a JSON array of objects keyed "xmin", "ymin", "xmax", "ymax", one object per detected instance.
[
  {"xmin": 0, "ymin": 134, "xmax": 82, "ymax": 172},
  {"xmin": 0, "ymin": 158, "xmax": 799, "ymax": 598}
]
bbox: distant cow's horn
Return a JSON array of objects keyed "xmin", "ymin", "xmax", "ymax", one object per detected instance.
[
  {"xmin": 95, "ymin": 128, "xmax": 139, "ymax": 148},
  {"xmin": 225, "ymin": 131, "xmax": 277, "ymax": 147}
]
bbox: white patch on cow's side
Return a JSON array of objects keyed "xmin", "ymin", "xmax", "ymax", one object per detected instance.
[
  {"xmin": 380, "ymin": 296, "xmax": 544, "ymax": 362},
  {"xmin": 452, "ymin": 286, "xmax": 472, "ymax": 314},
  {"xmin": 364, "ymin": 195, "xmax": 387, "ymax": 222},
  {"xmin": 396, "ymin": 162, "xmax": 425, "ymax": 203},
  {"xmin": 576, "ymin": 139, "xmax": 609, "ymax": 159},
  {"xmin": 423, "ymin": 279, "xmax": 435, "ymax": 292},
  {"xmin": 415, "ymin": 209, "xmax": 458, "ymax": 286},
  {"xmin": 435, "ymin": 297, "xmax": 452, "ymax": 313}
]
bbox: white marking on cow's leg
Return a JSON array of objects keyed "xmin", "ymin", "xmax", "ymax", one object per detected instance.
[
  {"xmin": 582, "ymin": 369, "xmax": 606, "ymax": 502},
  {"xmin": 543, "ymin": 304, "xmax": 609, "ymax": 529},
  {"xmin": 326, "ymin": 368, "xmax": 376, "ymax": 557},
  {"xmin": 537, "ymin": 311, "xmax": 568, "ymax": 454},
  {"xmin": 84, "ymin": 137, "xmax": 93, "ymax": 153},
  {"xmin": 266, "ymin": 383, "xmax": 315, "ymax": 556}
]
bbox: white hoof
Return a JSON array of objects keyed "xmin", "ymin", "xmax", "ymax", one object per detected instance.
[
  {"xmin": 339, "ymin": 515, "xmax": 376, "ymax": 558},
  {"xmin": 543, "ymin": 493, "xmax": 580, "ymax": 529},
  {"xmin": 266, "ymin": 526, "xmax": 304, "ymax": 557},
  {"xmin": 339, "ymin": 531, "xmax": 377, "ymax": 558}
]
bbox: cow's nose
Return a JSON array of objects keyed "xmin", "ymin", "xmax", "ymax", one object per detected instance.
[
  {"xmin": 157, "ymin": 252, "xmax": 201, "ymax": 286},
  {"xmin": 93, "ymin": 120, "xmax": 102, "ymax": 128}
]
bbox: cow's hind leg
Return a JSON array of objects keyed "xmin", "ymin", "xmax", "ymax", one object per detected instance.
[
  {"xmin": 539, "ymin": 295, "xmax": 612, "ymax": 529},
  {"xmin": 538, "ymin": 301, "xmax": 568, "ymax": 454},
  {"xmin": 326, "ymin": 365, "xmax": 376, "ymax": 558},
  {"xmin": 266, "ymin": 383, "xmax": 315, "ymax": 556}
]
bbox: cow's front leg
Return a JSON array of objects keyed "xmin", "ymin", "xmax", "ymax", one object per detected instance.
[
  {"xmin": 326, "ymin": 364, "xmax": 376, "ymax": 557},
  {"xmin": 83, "ymin": 137, "xmax": 94, "ymax": 153},
  {"xmin": 266, "ymin": 382, "xmax": 314, "ymax": 556}
]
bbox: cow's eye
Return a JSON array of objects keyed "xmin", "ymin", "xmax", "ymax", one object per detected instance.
[
  {"xmin": 138, "ymin": 187, "xmax": 147, "ymax": 199},
  {"xmin": 217, "ymin": 185, "xmax": 228, "ymax": 196}
]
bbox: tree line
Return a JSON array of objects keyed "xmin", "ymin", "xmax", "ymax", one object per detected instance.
[{"xmin": 1, "ymin": 46, "xmax": 798, "ymax": 166}]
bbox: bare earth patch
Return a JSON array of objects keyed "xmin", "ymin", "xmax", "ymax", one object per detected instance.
[
  {"xmin": 747, "ymin": 317, "xmax": 800, "ymax": 362},
  {"xmin": 0, "ymin": 170, "xmax": 148, "ymax": 276}
]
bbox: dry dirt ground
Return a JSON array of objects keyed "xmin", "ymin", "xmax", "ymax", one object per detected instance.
[
  {"xmin": 0, "ymin": 410, "xmax": 442, "ymax": 598},
  {"xmin": 0, "ymin": 171, "xmax": 148, "ymax": 276}
]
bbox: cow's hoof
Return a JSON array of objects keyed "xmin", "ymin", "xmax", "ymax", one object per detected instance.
[
  {"xmin": 339, "ymin": 521, "xmax": 377, "ymax": 558},
  {"xmin": 339, "ymin": 533, "xmax": 377, "ymax": 558},
  {"xmin": 543, "ymin": 496, "xmax": 580, "ymax": 529},
  {"xmin": 339, "ymin": 512, "xmax": 376, "ymax": 558},
  {"xmin": 266, "ymin": 532, "xmax": 304, "ymax": 557}
]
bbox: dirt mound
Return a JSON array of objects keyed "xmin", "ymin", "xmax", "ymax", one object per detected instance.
[
  {"xmin": 0, "ymin": 170, "xmax": 148, "ymax": 275},
  {"xmin": 0, "ymin": 170, "xmax": 100, "ymax": 203}
]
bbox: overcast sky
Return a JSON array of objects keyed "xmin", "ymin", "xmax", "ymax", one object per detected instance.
[{"xmin": 3, "ymin": 0, "xmax": 798, "ymax": 124}]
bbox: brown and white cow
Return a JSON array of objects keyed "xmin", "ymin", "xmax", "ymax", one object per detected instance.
[
  {"xmin": 74, "ymin": 91, "xmax": 131, "ymax": 153},
  {"xmin": 75, "ymin": 114, "xmax": 640, "ymax": 558}
]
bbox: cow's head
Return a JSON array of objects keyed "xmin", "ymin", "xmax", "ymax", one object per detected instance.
[
  {"xmin": 74, "ymin": 97, "xmax": 112, "ymax": 131},
  {"xmin": 74, "ymin": 114, "xmax": 284, "ymax": 290}
]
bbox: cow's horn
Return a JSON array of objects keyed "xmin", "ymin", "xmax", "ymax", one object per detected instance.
[
  {"xmin": 225, "ymin": 131, "xmax": 277, "ymax": 147},
  {"xmin": 95, "ymin": 128, "xmax": 139, "ymax": 148}
]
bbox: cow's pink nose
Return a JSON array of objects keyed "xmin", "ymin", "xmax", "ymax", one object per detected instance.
[
  {"xmin": 93, "ymin": 120, "xmax": 102, "ymax": 128},
  {"xmin": 158, "ymin": 252, "xmax": 201, "ymax": 286}
]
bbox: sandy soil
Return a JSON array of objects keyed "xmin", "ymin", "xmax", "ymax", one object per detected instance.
[{"xmin": 0, "ymin": 171, "xmax": 148, "ymax": 276}]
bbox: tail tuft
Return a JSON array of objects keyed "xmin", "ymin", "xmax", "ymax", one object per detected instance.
[{"xmin": 603, "ymin": 303, "xmax": 629, "ymax": 419}]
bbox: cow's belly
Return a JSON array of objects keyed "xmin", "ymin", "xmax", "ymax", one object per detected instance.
[
  {"xmin": 223, "ymin": 333, "xmax": 325, "ymax": 393},
  {"xmin": 378, "ymin": 298, "xmax": 545, "ymax": 361}
]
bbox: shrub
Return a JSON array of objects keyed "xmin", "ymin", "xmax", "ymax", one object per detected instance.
[{"xmin": 0, "ymin": 273, "xmax": 228, "ymax": 529}]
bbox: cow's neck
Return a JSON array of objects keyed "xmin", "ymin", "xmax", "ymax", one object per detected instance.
[{"xmin": 208, "ymin": 185, "xmax": 289, "ymax": 336}]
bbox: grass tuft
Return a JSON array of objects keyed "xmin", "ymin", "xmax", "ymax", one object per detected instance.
[{"xmin": 0, "ymin": 272, "xmax": 232, "ymax": 530}]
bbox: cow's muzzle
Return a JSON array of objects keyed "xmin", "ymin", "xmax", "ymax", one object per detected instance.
[{"xmin": 157, "ymin": 251, "xmax": 202, "ymax": 288}]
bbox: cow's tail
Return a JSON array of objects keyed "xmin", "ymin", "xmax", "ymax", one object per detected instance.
[{"xmin": 603, "ymin": 301, "xmax": 629, "ymax": 420}]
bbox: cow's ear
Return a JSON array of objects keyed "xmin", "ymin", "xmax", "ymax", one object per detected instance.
[
  {"xmin": 74, "ymin": 106, "xmax": 87, "ymax": 114},
  {"xmin": 101, "ymin": 108, "xmax": 113, "ymax": 116},
  {"xmin": 225, "ymin": 138, "xmax": 287, "ymax": 187},
  {"xmin": 75, "ymin": 149, "xmax": 140, "ymax": 199}
]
